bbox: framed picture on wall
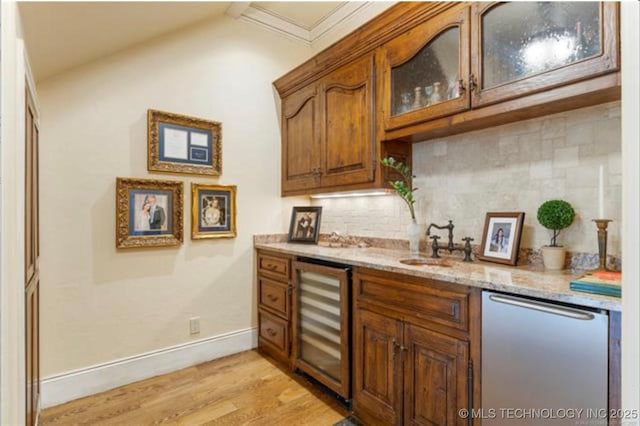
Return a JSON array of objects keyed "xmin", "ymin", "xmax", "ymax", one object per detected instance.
[
  {"xmin": 191, "ymin": 183, "xmax": 237, "ymax": 240},
  {"xmin": 147, "ymin": 109, "xmax": 222, "ymax": 176},
  {"xmin": 288, "ymin": 206, "xmax": 322, "ymax": 244},
  {"xmin": 116, "ymin": 177, "xmax": 184, "ymax": 248},
  {"xmin": 477, "ymin": 212, "xmax": 525, "ymax": 265}
]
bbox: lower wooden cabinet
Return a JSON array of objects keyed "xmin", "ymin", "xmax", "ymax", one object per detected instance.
[{"xmin": 353, "ymin": 268, "xmax": 479, "ymax": 426}]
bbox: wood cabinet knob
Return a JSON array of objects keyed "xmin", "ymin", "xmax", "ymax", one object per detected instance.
[
  {"xmin": 266, "ymin": 328, "xmax": 277, "ymax": 337},
  {"xmin": 267, "ymin": 294, "xmax": 279, "ymax": 302}
]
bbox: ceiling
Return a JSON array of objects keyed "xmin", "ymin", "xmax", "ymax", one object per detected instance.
[
  {"xmin": 252, "ymin": 2, "xmax": 344, "ymax": 30},
  {"xmin": 20, "ymin": 1, "xmax": 355, "ymax": 82}
]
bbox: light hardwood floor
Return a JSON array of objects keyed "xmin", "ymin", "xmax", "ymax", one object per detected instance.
[{"xmin": 42, "ymin": 350, "xmax": 348, "ymax": 425}]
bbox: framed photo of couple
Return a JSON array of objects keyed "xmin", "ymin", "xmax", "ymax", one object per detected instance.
[
  {"xmin": 288, "ymin": 207, "xmax": 322, "ymax": 244},
  {"xmin": 478, "ymin": 212, "xmax": 525, "ymax": 265},
  {"xmin": 147, "ymin": 109, "xmax": 222, "ymax": 177},
  {"xmin": 116, "ymin": 178, "xmax": 184, "ymax": 248},
  {"xmin": 191, "ymin": 183, "xmax": 237, "ymax": 240}
]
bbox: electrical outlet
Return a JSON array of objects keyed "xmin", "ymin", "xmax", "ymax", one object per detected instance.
[{"xmin": 189, "ymin": 317, "xmax": 200, "ymax": 335}]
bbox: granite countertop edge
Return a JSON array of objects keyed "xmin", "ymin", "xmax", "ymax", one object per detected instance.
[{"xmin": 255, "ymin": 242, "xmax": 622, "ymax": 312}]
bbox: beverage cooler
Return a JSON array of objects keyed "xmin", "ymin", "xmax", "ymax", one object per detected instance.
[{"xmin": 292, "ymin": 258, "xmax": 352, "ymax": 399}]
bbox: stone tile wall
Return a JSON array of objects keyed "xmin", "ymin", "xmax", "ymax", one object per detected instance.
[{"xmin": 313, "ymin": 102, "xmax": 622, "ymax": 255}]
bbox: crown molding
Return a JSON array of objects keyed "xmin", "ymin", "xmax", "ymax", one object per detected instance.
[{"xmin": 228, "ymin": 2, "xmax": 379, "ymax": 46}]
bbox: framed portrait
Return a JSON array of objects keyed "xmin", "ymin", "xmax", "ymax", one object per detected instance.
[
  {"xmin": 478, "ymin": 212, "xmax": 525, "ymax": 265},
  {"xmin": 116, "ymin": 178, "xmax": 184, "ymax": 249},
  {"xmin": 148, "ymin": 109, "xmax": 222, "ymax": 176},
  {"xmin": 191, "ymin": 183, "xmax": 237, "ymax": 240},
  {"xmin": 288, "ymin": 207, "xmax": 322, "ymax": 244}
]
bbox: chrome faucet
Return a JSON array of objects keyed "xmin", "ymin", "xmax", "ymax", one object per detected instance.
[{"xmin": 426, "ymin": 220, "xmax": 474, "ymax": 262}]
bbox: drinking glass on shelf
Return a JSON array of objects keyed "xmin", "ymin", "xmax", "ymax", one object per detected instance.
[
  {"xmin": 447, "ymin": 77, "xmax": 459, "ymax": 100},
  {"xmin": 431, "ymin": 82, "xmax": 443, "ymax": 104},
  {"xmin": 398, "ymin": 91, "xmax": 412, "ymax": 114},
  {"xmin": 423, "ymin": 85, "xmax": 433, "ymax": 107}
]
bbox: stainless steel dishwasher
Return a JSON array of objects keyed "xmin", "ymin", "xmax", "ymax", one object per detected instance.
[{"xmin": 482, "ymin": 291, "xmax": 608, "ymax": 425}]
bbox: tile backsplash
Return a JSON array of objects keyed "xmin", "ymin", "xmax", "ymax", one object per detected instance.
[{"xmin": 313, "ymin": 102, "xmax": 622, "ymax": 255}]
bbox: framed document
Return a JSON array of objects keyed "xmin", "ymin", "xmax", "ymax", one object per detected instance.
[{"xmin": 147, "ymin": 109, "xmax": 222, "ymax": 176}]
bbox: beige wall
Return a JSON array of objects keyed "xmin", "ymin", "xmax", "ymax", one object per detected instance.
[
  {"xmin": 38, "ymin": 15, "xmax": 311, "ymax": 376},
  {"xmin": 1, "ymin": 2, "xmax": 29, "ymax": 423},
  {"xmin": 315, "ymin": 102, "xmax": 622, "ymax": 255}
]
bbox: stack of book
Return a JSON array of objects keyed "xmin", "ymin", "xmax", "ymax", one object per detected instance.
[{"xmin": 570, "ymin": 271, "xmax": 621, "ymax": 298}]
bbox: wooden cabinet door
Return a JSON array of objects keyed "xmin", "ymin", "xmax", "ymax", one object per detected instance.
[
  {"xmin": 471, "ymin": 2, "xmax": 619, "ymax": 108},
  {"xmin": 281, "ymin": 84, "xmax": 321, "ymax": 194},
  {"xmin": 319, "ymin": 54, "xmax": 375, "ymax": 188},
  {"xmin": 382, "ymin": 5, "xmax": 471, "ymax": 131},
  {"xmin": 404, "ymin": 324, "xmax": 469, "ymax": 426},
  {"xmin": 353, "ymin": 308, "xmax": 403, "ymax": 426}
]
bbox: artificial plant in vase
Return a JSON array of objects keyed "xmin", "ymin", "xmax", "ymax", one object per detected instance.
[
  {"xmin": 537, "ymin": 199, "xmax": 576, "ymax": 270},
  {"xmin": 381, "ymin": 157, "xmax": 421, "ymax": 255}
]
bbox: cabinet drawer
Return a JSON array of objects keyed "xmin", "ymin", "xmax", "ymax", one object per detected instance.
[
  {"xmin": 354, "ymin": 269, "xmax": 470, "ymax": 333},
  {"xmin": 258, "ymin": 252, "xmax": 291, "ymax": 281},
  {"xmin": 259, "ymin": 278, "xmax": 290, "ymax": 319},
  {"xmin": 259, "ymin": 310, "xmax": 289, "ymax": 356}
]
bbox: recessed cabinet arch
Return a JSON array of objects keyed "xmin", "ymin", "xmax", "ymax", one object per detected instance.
[
  {"xmin": 471, "ymin": 1, "xmax": 619, "ymax": 107},
  {"xmin": 382, "ymin": 5, "xmax": 471, "ymax": 131}
]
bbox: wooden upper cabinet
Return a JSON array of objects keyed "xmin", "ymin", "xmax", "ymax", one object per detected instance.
[
  {"xmin": 281, "ymin": 84, "xmax": 321, "ymax": 194},
  {"xmin": 382, "ymin": 5, "xmax": 471, "ymax": 131},
  {"xmin": 471, "ymin": 2, "xmax": 619, "ymax": 107},
  {"xmin": 320, "ymin": 54, "xmax": 375, "ymax": 188}
]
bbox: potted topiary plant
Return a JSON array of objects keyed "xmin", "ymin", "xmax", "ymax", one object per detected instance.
[
  {"xmin": 537, "ymin": 199, "xmax": 576, "ymax": 270},
  {"xmin": 381, "ymin": 157, "xmax": 420, "ymax": 255}
]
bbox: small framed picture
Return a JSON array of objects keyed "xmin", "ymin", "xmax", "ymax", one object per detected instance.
[
  {"xmin": 288, "ymin": 207, "xmax": 322, "ymax": 244},
  {"xmin": 191, "ymin": 183, "xmax": 237, "ymax": 240},
  {"xmin": 116, "ymin": 178, "xmax": 183, "ymax": 248},
  {"xmin": 477, "ymin": 212, "xmax": 525, "ymax": 265},
  {"xmin": 148, "ymin": 109, "xmax": 222, "ymax": 176}
]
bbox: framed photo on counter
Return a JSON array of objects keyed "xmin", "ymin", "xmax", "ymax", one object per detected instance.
[
  {"xmin": 191, "ymin": 183, "xmax": 237, "ymax": 240},
  {"xmin": 477, "ymin": 212, "xmax": 525, "ymax": 265},
  {"xmin": 288, "ymin": 206, "xmax": 322, "ymax": 244},
  {"xmin": 147, "ymin": 109, "xmax": 222, "ymax": 176},
  {"xmin": 116, "ymin": 177, "xmax": 184, "ymax": 248}
]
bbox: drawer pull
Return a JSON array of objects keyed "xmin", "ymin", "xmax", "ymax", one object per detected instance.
[
  {"xmin": 266, "ymin": 294, "xmax": 279, "ymax": 302},
  {"xmin": 266, "ymin": 328, "xmax": 277, "ymax": 337},
  {"xmin": 265, "ymin": 263, "xmax": 278, "ymax": 271}
]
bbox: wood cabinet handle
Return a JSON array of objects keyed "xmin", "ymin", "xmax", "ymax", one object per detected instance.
[
  {"xmin": 266, "ymin": 294, "xmax": 279, "ymax": 302},
  {"xmin": 265, "ymin": 263, "xmax": 277, "ymax": 271},
  {"xmin": 468, "ymin": 74, "xmax": 477, "ymax": 93},
  {"xmin": 266, "ymin": 328, "xmax": 277, "ymax": 337}
]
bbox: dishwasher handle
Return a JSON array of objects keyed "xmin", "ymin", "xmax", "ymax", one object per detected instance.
[{"xmin": 488, "ymin": 294, "xmax": 596, "ymax": 320}]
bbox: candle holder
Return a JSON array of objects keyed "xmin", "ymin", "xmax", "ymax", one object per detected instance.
[{"xmin": 592, "ymin": 219, "xmax": 613, "ymax": 271}]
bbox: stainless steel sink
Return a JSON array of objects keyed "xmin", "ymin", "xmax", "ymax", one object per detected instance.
[{"xmin": 398, "ymin": 257, "xmax": 453, "ymax": 267}]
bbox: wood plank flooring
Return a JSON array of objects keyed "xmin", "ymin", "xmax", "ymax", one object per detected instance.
[{"xmin": 42, "ymin": 350, "xmax": 348, "ymax": 425}]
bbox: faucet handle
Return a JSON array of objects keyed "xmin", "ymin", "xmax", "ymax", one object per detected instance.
[
  {"xmin": 429, "ymin": 235, "xmax": 441, "ymax": 240},
  {"xmin": 462, "ymin": 237, "xmax": 474, "ymax": 242}
]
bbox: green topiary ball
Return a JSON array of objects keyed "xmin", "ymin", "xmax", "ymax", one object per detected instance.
[{"xmin": 537, "ymin": 200, "xmax": 576, "ymax": 231}]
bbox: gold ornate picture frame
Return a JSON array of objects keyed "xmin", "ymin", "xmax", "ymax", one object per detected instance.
[
  {"xmin": 191, "ymin": 183, "xmax": 237, "ymax": 240},
  {"xmin": 147, "ymin": 109, "xmax": 222, "ymax": 176},
  {"xmin": 116, "ymin": 177, "xmax": 184, "ymax": 248}
]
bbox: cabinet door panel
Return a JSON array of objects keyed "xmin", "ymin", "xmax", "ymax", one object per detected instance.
[
  {"xmin": 282, "ymin": 84, "xmax": 321, "ymax": 194},
  {"xmin": 383, "ymin": 5, "xmax": 471, "ymax": 131},
  {"xmin": 321, "ymin": 55, "xmax": 375, "ymax": 187},
  {"xmin": 353, "ymin": 309, "xmax": 403, "ymax": 425},
  {"xmin": 404, "ymin": 324, "xmax": 469, "ymax": 426},
  {"xmin": 471, "ymin": 2, "xmax": 619, "ymax": 107}
]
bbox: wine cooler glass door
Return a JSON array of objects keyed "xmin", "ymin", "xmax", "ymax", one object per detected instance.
[{"xmin": 293, "ymin": 261, "xmax": 350, "ymax": 398}]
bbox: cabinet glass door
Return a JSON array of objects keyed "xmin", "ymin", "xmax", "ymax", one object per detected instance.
[
  {"xmin": 472, "ymin": 2, "xmax": 619, "ymax": 107},
  {"xmin": 383, "ymin": 5, "xmax": 470, "ymax": 131},
  {"xmin": 292, "ymin": 261, "xmax": 350, "ymax": 398}
]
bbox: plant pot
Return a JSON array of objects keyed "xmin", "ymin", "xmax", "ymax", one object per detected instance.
[
  {"xmin": 407, "ymin": 220, "xmax": 422, "ymax": 255},
  {"xmin": 541, "ymin": 246, "xmax": 566, "ymax": 270}
]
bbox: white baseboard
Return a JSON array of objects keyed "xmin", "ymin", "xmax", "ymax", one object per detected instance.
[{"xmin": 41, "ymin": 327, "xmax": 257, "ymax": 409}]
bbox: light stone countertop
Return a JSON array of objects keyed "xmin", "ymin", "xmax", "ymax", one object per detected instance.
[{"xmin": 255, "ymin": 242, "xmax": 622, "ymax": 311}]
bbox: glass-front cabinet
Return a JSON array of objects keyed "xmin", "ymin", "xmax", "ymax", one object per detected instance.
[
  {"xmin": 382, "ymin": 5, "xmax": 470, "ymax": 131},
  {"xmin": 471, "ymin": 1, "xmax": 619, "ymax": 107}
]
